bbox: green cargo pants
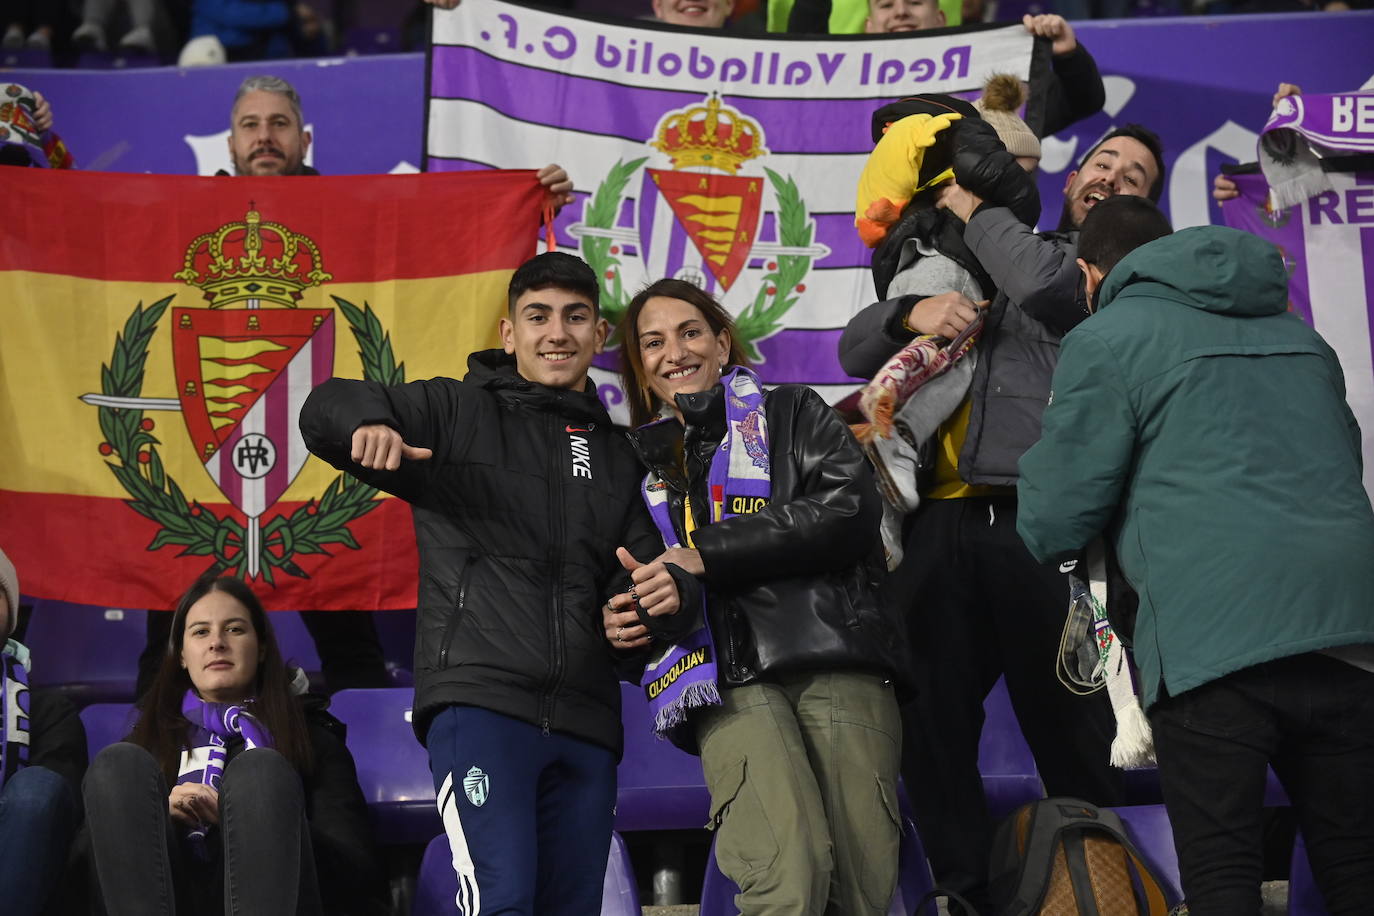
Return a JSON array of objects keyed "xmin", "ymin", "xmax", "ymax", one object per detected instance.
[{"xmin": 696, "ymin": 670, "xmax": 903, "ymax": 915}]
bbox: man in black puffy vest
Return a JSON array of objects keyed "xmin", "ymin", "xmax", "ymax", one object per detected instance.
[{"xmin": 300, "ymin": 251, "xmax": 688, "ymax": 916}]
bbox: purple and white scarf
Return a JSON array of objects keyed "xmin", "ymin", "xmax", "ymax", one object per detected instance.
[
  {"xmin": 639, "ymin": 366, "xmax": 772, "ymax": 736},
  {"xmin": 0, "ymin": 640, "xmax": 31, "ymax": 790},
  {"xmin": 177, "ymin": 690, "xmax": 274, "ymax": 857},
  {"xmin": 1260, "ymin": 90, "xmax": 1374, "ymax": 210}
]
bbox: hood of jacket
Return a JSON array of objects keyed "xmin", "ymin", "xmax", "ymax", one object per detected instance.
[{"xmin": 1098, "ymin": 225, "xmax": 1288, "ymax": 318}]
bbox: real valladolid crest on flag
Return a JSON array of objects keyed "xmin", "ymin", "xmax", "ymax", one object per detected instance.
[
  {"xmin": 0, "ymin": 168, "xmax": 546, "ymax": 610},
  {"xmin": 426, "ymin": 0, "xmax": 1040, "ymax": 408}
]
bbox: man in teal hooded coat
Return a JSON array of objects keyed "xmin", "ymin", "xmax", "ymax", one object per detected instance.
[{"xmin": 1017, "ymin": 195, "xmax": 1374, "ymax": 915}]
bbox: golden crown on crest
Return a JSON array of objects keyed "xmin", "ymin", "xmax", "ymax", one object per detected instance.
[
  {"xmin": 652, "ymin": 94, "xmax": 767, "ymax": 176},
  {"xmin": 173, "ymin": 205, "xmax": 333, "ymax": 308}
]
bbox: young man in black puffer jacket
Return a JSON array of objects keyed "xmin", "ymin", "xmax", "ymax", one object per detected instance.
[{"xmin": 300, "ymin": 252, "xmax": 690, "ymax": 916}]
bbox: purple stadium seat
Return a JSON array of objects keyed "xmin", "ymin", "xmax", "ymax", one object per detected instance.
[
  {"xmin": 615, "ymin": 681, "xmax": 710, "ymax": 832},
  {"xmin": 24, "ymin": 600, "xmax": 146, "ymax": 704},
  {"xmin": 1110, "ymin": 804, "xmax": 1184, "ymax": 906},
  {"xmin": 342, "ymin": 28, "xmax": 401, "ymax": 56},
  {"xmin": 1, "ymin": 48, "xmax": 53, "ymax": 68},
  {"xmin": 978, "ymin": 677, "xmax": 1045, "ymax": 818},
  {"xmin": 411, "ymin": 830, "xmax": 641, "ymax": 916},
  {"xmin": 1288, "ymin": 833, "xmax": 1331, "ymax": 916},
  {"xmin": 327, "ymin": 687, "xmax": 440, "ymax": 845},
  {"xmin": 79, "ymin": 703, "xmax": 138, "ymax": 759},
  {"xmin": 699, "ymin": 814, "xmax": 932, "ymax": 916},
  {"xmin": 73, "ymin": 50, "xmax": 160, "ymax": 69}
]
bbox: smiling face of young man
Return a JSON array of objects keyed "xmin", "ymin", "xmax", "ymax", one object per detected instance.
[
  {"xmin": 651, "ymin": 0, "xmax": 734, "ymax": 29},
  {"xmin": 1061, "ymin": 135, "xmax": 1159, "ymax": 230},
  {"xmin": 500, "ymin": 286, "xmax": 608, "ymax": 391},
  {"xmin": 228, "ymin": 89, "xmax": 311, "ymax": 177}
]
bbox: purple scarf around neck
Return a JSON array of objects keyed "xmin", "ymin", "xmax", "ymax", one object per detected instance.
[
  {"xmin": 177, "ymin": 690, "xmax": 274, "ymax": 857},
  {"xmin": 638, "ymin": 366, "xmax": 771, "ymax": 736}
]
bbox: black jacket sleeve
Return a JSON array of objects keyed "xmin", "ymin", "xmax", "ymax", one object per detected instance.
[
  {"xmin": 838, "ymin": 296, "xmax": 918, "ymax": 379},
  {"xmin": 305, "ymin": 720, "xmax": 388, "ymax": 916},
  {"xmin": 692, "ymin": 388, "xmax": 880, "ymax": 589},
  {"xmin": 1042, "ymin": 43, "xmax": 1106, "ymax": 137},
  {"xmin": 299, "ymin": 376, "xmax": 473, "ymax": 504},
  {"xmin": 29, "ymin": 688, "xmax": 88, "ymax": 798},
  {"xmin": 964, "ymin": 206, "xmax": 1087, "ymax": 335}
]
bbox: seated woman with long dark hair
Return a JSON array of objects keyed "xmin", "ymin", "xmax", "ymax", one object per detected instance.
[
  {"xmin": 603, "ymin": 278, "xmax": 910, "ymax": 915},
  {"xmin": 82, "ymin": 574, "xmax": 385, "ymax": 916}
]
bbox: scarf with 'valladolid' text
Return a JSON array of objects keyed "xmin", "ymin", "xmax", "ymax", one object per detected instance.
[
  {"xmin": 0, "ymin": 640, "xmax": 30, "ymax": 790},
  {"xmin": 177, "ymin": 691, "xmax": 274, "ymax": 857},
  {"xmin": 639, "ymin": 366, "xmax": 772, "ymax": 736},
  {"xmin": 1260, "ymin": 90, "xmax": 1374, "ymax": 210}
]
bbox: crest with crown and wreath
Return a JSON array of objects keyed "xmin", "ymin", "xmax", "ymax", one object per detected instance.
[
  {"xmin": 572, "ymin": 93, "xmax": 829, "ymax": 361},
  {"xmin": 84, "ymin": 205, "xmax": 404, "ymax": 585}
]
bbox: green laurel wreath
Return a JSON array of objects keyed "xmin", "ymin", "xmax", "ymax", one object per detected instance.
[
  {"xmin": 98, "ymin": 296, "xmax": 403, "ymax": 584},
  {"xmin": 733, "ymin": 168, "xmax": 811, "ymax": 363},
  {"xmin": 579, "ymin": 162, "xmax": 812, "ymax": 361},
  {"xmin": 580, "ymin": 156, "xmax": 647, "ymax": 338}
]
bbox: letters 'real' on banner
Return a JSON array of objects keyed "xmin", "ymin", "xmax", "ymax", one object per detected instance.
[
  {"xmin": 0, "ymin": 168, "xmax": 545, "ymax": 610},
  {"xmin": 426, "ymin": 0, "xmax": 1035, "ymax": 406}
]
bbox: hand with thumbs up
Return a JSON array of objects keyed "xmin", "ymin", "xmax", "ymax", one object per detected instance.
[
  {"xmin": 351, "ymin": 424, "xmax": 434, "ymax": 471},
  {"xmin": 615, "ymin": 547, "xmax": 687, "ymax": 620}
]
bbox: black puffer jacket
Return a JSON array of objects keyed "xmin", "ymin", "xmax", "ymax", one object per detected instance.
[
  {"xmin": 628, "ymin": 383, "xmax": 909, "ymax": 698},
  {"xmin": 300, "ymin": 350, "xmax": 674, "ymax": 757}
]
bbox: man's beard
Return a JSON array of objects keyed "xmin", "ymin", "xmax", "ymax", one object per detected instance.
[{"xmin": 236, "ymin": 148, "xmax": 299, "ymax": 176}]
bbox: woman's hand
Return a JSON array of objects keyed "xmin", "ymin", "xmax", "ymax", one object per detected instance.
[
  {"xmin": 169, "ymin": 783, "xmax": 220, "ymax": 826},
  {"xmin": 616, "ymin": 547, "xmax": 683, "ymax": 619},
  {"xmin": 603, "ymin": 592, "xmax": 651, "ymax": 650}
]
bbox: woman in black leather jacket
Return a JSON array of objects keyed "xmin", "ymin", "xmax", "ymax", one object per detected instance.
[{"xmin": 604, "ymin": 278, "xmax": 908, "ymax": 916}]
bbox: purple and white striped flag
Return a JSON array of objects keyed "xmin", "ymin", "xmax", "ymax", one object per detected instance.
[
  {"xmin": 426, "ymin": 0, "xmax": 1036, "ymax": 410},
  {"xmin": 1222, "ymin": 168, "xmax": 1374, "ymax": 496}
]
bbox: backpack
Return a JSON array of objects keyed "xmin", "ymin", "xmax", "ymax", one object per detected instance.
[{"xmin": 988, "ymin": 798, "xmax": 1174, "ymax": 916}]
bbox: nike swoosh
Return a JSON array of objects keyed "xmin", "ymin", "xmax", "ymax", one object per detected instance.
[
  {"xmin": 566, "ymin": 426, "xmax": 590, "ymax": 433},
  {"xmin": 1059, "ymin": 561, "xmax": 1078, "ymax": 574}
]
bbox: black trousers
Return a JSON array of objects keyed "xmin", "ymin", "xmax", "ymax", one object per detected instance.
[
  {"xmin": 890, "ymin": 495, "xmax": 1123, "ymax": 910},
  {"xmin": 83, "ymin": 743, "xmax": 322, "ymax": 916},
  {"xmin": 1151, "ymin": 653, "xmax": 1374, "ymax": 916}
]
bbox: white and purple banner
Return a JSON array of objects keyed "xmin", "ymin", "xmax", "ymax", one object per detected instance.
[
  {"xmin": 427, "ymin": 0, "xmax": 1038, "ymax": 408},
  {"xmin": 1221, "ymin": 168, "xmax": 1374, "ymax": 494}
]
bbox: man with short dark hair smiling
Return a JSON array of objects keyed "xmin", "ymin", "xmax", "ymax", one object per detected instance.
[{"xmin": 300, "ymin": 251, "xmax": 689, "ymax": 915}]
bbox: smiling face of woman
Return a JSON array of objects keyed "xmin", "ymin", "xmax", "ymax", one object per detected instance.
[
  {"xmin": 179, "ymin": 589, "xmax": 264, "ymax": 704},
  {"xmin": 636, "ymin": 296, "xmax": 732, "ymax": 417}
]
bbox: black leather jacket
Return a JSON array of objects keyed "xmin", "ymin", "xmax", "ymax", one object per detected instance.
[{"xmin": 627, "ymin": 383, "xmax": 909, "ymax": 695}]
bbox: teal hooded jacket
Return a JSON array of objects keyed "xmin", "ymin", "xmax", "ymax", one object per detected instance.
[{"xmin": 1016, "ymin": 226, "xmax": 1374, "ymax": 708}]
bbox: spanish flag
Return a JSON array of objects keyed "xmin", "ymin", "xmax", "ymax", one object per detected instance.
[{"xmin": 0, "ymin": 168, "xmax": 546, "ymax": 610}]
